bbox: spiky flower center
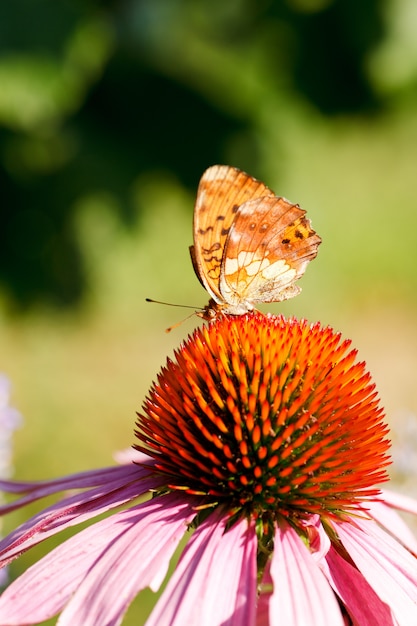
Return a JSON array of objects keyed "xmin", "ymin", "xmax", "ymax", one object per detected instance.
[{"xmin": 135, "ymin": 313, "xmax": 390, "ymax": 521}]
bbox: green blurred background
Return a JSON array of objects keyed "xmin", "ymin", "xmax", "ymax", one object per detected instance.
[{"xmin": 1, "ymin": 0, "xmax": 417, "ymax": 622}]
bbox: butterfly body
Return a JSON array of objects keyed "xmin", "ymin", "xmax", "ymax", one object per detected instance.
[{"xmin": 190, "ymin": 165, "xmax": 321, "ymax": 319}]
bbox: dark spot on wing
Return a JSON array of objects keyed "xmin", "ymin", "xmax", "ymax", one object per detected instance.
[
  {"xmin": 282, "ymin": 238, "xmax": 290, "ymax": 245},
  {"xmin": 202, "ymin": 243, "xmax": 221, "ymax": 254},
  {"xmin": 198, "ymin": 226, "xmax": 214, "ymax": 235},
  {"xmin": 205, "ymin": 255, "xmax": 221, "ymax": 265},
  {"xmin": 295, "ymin": 229, "xmax": 304, "ymax": 239}
]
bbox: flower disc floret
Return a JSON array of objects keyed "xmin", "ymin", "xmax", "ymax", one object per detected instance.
[{"xmin": 135, "ymin": 313, "xmax": 390, "ymax": 520}]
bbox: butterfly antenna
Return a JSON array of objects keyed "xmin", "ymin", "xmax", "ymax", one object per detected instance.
[
  {"xmin": 145, "ymin": 298, "xmax": 199, "ymax": 310},
  {"xmin": 145, "ymin": 298, "xmax": 203, "ymax": 332}
]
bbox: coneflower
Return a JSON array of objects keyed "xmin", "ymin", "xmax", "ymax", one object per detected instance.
[{"xmin": 0, "ymin": 314, "xmax": 416, "ymax": 626}]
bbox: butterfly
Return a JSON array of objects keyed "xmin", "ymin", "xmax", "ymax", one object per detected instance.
[{"xmin": 189, "ymin": 165, "xmax": 321, "ymax": 319}]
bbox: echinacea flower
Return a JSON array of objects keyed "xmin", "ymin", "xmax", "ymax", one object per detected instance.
[
  {"xmin": 0, "ymin": 374, "xmax": 21, "ymax": 588},
  {"xmin": 0, "ymin": 375, "xmax": 21, "ymax": 480},
  {"xmin": 0, "ymin": 313, "xmax": 417, "ymax": 625}
]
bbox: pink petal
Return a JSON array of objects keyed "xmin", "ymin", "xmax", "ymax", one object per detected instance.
[
  {"xmin": 380, "ymin": 489, "xmax": 417, "ymax": 516},
  {"xmin": 146, "ymin": 508, "xmax": 257, "ymax": 626},
  {"xmin": 256, "ymin": 563, "xmax": 272, "ymax": 626},
  {"xmin": 299, "ymin": 514, "xmax": 331, "ymax": 560},
  {"xmin": 269, "ymin": 522, "xmax": 344, "ymax": 626},
  {"xmin": 0, "ymin": 492, "xmax": 195, "ymax": 625},
  {"xmin": 113, "ymin": 448, "xmax": 146, "ymax": 464},
  {"xmin": 335, "ymin": 518, "xmax": 417, "ymax": 625},
  {"xmin": 0, "ymin": 456, "xmax": 154, "ymax": 508},
  {"xmin": 366, "ymin": 498, "xmax": 417, "ymax": 554},
  {"xmin": 322, "ymin": 545, "xmax": 394, "ymax": 625},
  {"xmin": 0, "ymin": 462, "xmax": 153, "ymax": 514},
  {"xmin": 255, "ymin": 595, "xmax": 269, "ymax": 626},
  {"xmin": 0, "ymin": 471, "xmax": 164, "ymax": 567}
]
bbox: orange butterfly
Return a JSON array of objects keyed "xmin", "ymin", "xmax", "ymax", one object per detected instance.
[{"xmin": 190, "ymin": 165, "xmax": 321, "ymax": 319}]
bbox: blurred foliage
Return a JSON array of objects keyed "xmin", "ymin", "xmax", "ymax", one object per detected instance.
[{"xmin": 2, "ymin": 0, "xmax": 416, "ymax": 311}]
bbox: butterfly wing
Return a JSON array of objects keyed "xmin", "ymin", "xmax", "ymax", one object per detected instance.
[
  {"xmin": 190, "ymin": 165, "xmax": 274, "ymax": 303},
  {"xmin": 219, "ymin": 195, "xmax": 321, "ymax": 308}
]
